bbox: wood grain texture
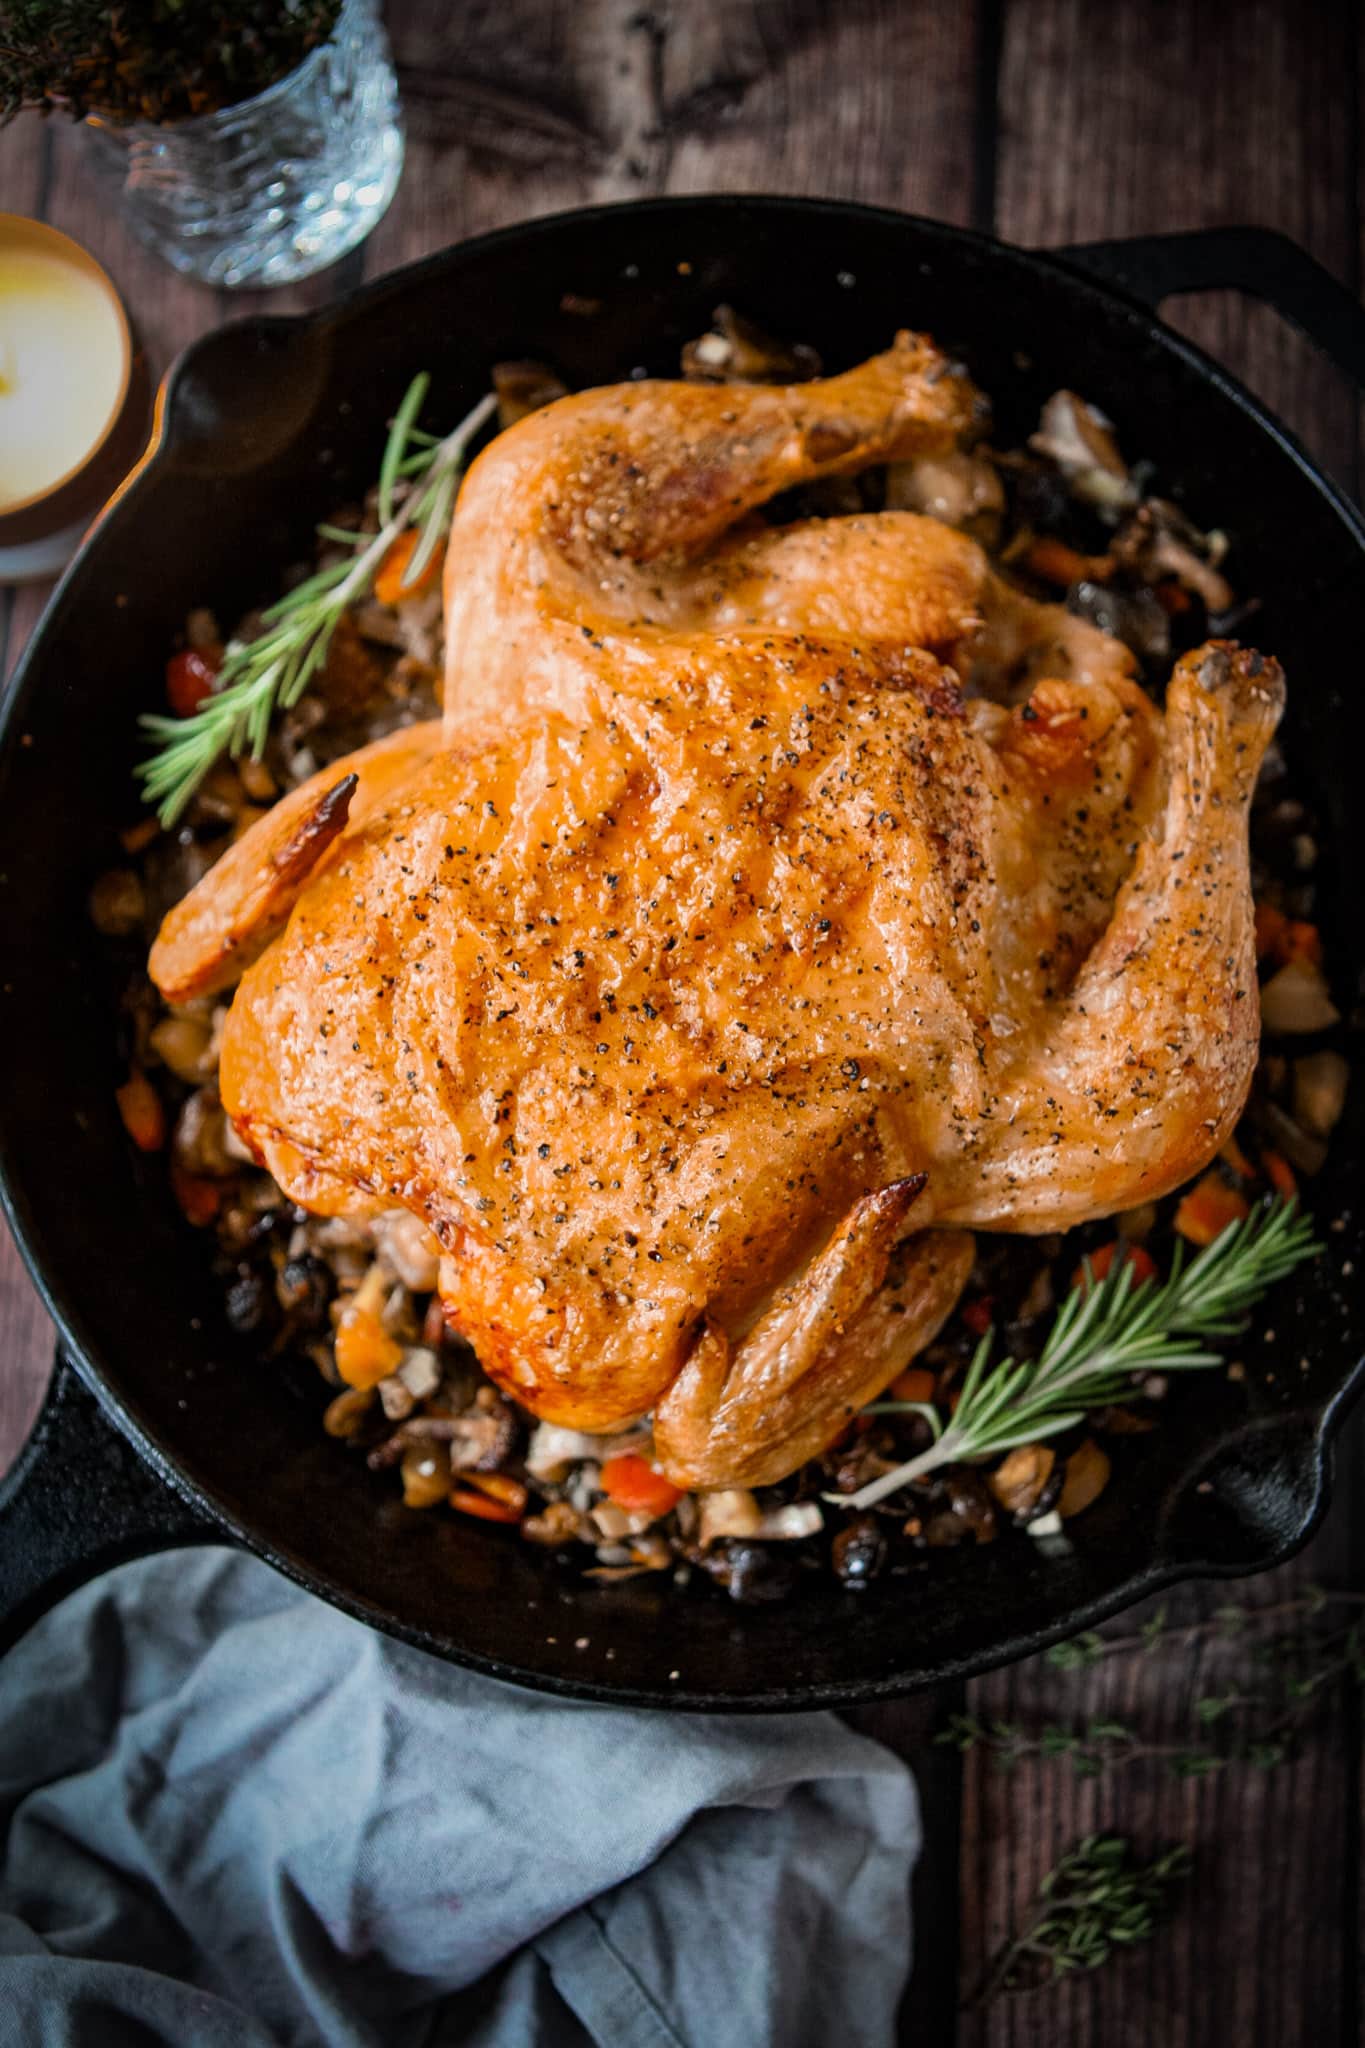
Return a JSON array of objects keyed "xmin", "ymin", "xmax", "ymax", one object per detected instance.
[
  {"xmin": 964, "ymin": 5, "xmax": 1361, "ymax": 2041},
  {"xmin": 369, "ymin": 0, "xmax": 979, "ymax": 265},
  {"xmin": 993, "ymin": 0, "xmax": 1358, "ymax": 487},
  {"xmin": 0, "ymin": 9, "xmax": 1360, "ymax": 2041}
]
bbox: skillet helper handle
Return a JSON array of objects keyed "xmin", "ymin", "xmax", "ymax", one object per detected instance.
[
  {"xmin": 0, "ymin": 1351, "xmax": 219, "ymax": 1654},
  {"xmin": 1055, "ymin": 226, "xmax": 1365, "ymax": 388}
]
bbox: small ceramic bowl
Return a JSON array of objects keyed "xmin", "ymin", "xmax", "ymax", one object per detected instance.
[{"xmin": 0, "ymin": 215, "xmax": 147, "ymax": 583}]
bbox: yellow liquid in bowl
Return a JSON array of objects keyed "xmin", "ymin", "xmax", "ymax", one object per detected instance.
[{"xmin": 0, "ymin": 248, "xmax": 126, "ymax": 512}]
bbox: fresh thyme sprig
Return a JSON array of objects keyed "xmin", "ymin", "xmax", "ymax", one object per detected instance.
[
  {"xmin": 136, "ymin": 376, "xmax": 496, "ymax": 826},
  {"xmin": 969, "ymin": 1835, "xmax": 1193, "ymax": 2005},
  {"xmin": 834, "ymin": 1197, "xmax": 1318, "ymax": 1513},
  {"xmin": 939, "ymin": 1587, "xmax": 1365, "ymax": 1784},
  {"xmin": 1044, "ymin": 1584, "xmax": 1365, "ymax": 1672}
]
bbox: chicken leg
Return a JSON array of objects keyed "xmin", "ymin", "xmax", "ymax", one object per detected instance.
[
  {"xmin": 655, "ymin": 1190, "xmax": 974, "ymax": 1488},
  {"xmin": 938, "ymin": 641, "xmax": 1284, "ymax": 1227}
]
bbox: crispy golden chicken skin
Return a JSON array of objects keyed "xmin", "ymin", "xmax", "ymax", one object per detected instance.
[{"xmin": 151, "ymin": 337, "xmax": 1283, "ymax": 1488}]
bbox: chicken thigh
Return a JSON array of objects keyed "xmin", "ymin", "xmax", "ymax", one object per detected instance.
[{"xmin": 151, "ymin": 337, "xmax": 1283, "ymax": 1489}]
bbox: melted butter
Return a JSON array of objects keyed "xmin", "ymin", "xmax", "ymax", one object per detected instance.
[{"xmin": 0, "ymin": 249, "xmax": 124, "ymax": 510}]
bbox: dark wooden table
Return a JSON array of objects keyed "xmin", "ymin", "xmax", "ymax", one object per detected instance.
[{"xmin": 2, "ymin": 5, "xmax": 1361, "ymax": 2041}]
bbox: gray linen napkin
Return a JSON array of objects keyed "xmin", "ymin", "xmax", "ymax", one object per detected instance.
[{"xmin": 0, "ymin": 1547, "xmax": 918, "ymax": 2047}]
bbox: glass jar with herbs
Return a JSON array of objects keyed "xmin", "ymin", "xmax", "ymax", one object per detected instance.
[{"xmin": 1, "ymin": 0, "xmax": 404, "ymax": 289}]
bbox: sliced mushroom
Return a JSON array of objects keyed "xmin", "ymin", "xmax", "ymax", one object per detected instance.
[
  {"xmin": 1056, "ymin": 1439, "xmax": 1111, "ymax": 1519},
  {"xmin": 493, "ymin": 359, "xmax": 570, "ymax": 429},
  {"xmin": 521, "ymin": 1500, "xmax": 588, "ymax": 1547},
  {"xmin": 885, "ymin": 447, "xmax": 1004, "ymax": 527},
  {"xmin": 681, "ymin": 305, "xmax": 821, "ymax": 384},
  {"xmin": 1255, "ymin": 1099, "xmax": 1329, "ymax": 1178},
  {"xmin": 1029, "ymin": 390, "xmax": 1137, "ymax": 511},
  {"xmin": 1111, "ymin": 497, "xmax": 1234, "ymax": 612},
  {"xmin": 149, "ymin": 1011, "xmax": 216, "ymax": 1084},
  {"xmin": 448, "ymin": 1388, "xmax": 520, "ymax": 1473},
  {"xmin": 1067, "ymin": 579, "xmax": 1171, "ymax": 662},
  {"xmin": 171, "ymin": 1087, "xmax": 237, "ymax": 1178},
  {"xmin": 987, "ymin": 1443, "xmax": 1057, "ymax": 1519}
]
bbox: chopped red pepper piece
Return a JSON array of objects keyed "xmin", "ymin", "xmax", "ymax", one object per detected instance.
[
  {"xmin": 600, "ymin": 1452, "xmax": 685, "ymax": 1518},
  {"xmin": 166, "ymin": 646, "xmax": 220, "ymax": 718}
]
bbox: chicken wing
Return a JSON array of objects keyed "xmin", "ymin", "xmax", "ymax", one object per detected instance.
[{"xmin": 151, "ymin": 720, "xmax": 442, "ymax": 1004}]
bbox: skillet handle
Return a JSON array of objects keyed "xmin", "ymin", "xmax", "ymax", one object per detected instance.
[
  {"xmin": 1054, "ymin": 226, "xmax": 1365, "ymax": 388},
  {"xmin": 0, "ymin": 1352, "xmax": 221, "ymax": 1655}
]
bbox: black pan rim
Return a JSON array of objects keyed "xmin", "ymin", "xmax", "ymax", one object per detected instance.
[{"xmin": 1, "ymin": 192, "xmax": 1361, "ymax": 1707}]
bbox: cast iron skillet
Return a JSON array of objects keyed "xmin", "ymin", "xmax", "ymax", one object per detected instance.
[{"xmin": 1, "ymin": 198, "xmax": 1362, "ymax": 1709}]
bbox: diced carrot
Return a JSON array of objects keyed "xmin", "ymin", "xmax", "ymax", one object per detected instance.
[
  {"xmin": 116, "ymin": 1070, "xmax": 166, "ymax": 1152},
  {"xmin": 334, "ymin": 1303, "xmax": 404, "ymax": 1389},
  {"xmin": 888, "ymin": 1366, "xmax": 938, "ymax": 1404},
  {"xmin": 1254, "ymin": 902, "xmax": 1323, "ymax": 971},
  {"xmin": 450, "ymin": 1488, "xmax": 522, "ymax": 1524},
  {"xmin": 600, "ymin": 1452, "xmax": 685, "ymax": 1518},
  {"xmin": 374, "ymin": 528, "xmax": 444, "ymax": 607},
  {"xmin": 1173, "ymin": 1172, "xmax": 1250, "ymax": 1247},
  {"xmin": 1072, "ymin": 1240, "xmax": 1158, "ymax": 1292},
  {"xmin": 1261, "ymin": 1149, "xmax": 1298, "ymax": 1199},
  {"xmin": 1254, "ymin": 902, "xmax": 1289, "ymax": 961},
  {"xmin": 1280, "ymin": 920, "xmax": 1323, "ymax": 969},
  {"xmin": 961, "ymin": 1297, "xmax": 994, "ymax": 1338},
  {"xmin": 1153, "ymin": 579, "xmax": 1193, "ymax": 615},
  {"xmin": 464, "ymin": 1470, "xmax": 529, "ymax": 1514},
  {"xmin": 1219, "ymin": 1132, "xmax": 1254, "ymax": 1180},
  {"xmin": 169, "ymin": 1163, "xmax": 223, "ymax": 1227},
  {"xmin": 1023, "ymin": 536, "xmax": 1113, "ymax": 587},
  {"xmin": 120, "ymin": 816, "xmax": 160, "ymax": 855},
  {"xmin": 166, "ymin": 646, "xmax": 220, "ymax": 718}
]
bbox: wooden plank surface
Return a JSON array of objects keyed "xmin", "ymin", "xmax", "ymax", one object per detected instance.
[
  {"xmin": 1, "ymin": 6, "xmax": 1359, "ymax": 2043},
  {"xmin": 963, "ymin": 6, "xmax": 1362, "ymax": 2044}
]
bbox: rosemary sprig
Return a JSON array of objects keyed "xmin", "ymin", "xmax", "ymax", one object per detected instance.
[
  {"xmin": 835, "ymin": 1197, "xmax": 1318, "ymax": 1513},
  {"xmin": 136, "ymin": 377, "xmax": 496, "ymax": 826},
  {"xmin": 969, "ymin": 1835, "xmax": 1193, "ymax": 2005}
]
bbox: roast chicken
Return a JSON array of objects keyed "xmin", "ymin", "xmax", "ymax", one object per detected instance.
[{"xmin": 151, "ymin": 335, "xmax": 1284, "ymax": 1488}]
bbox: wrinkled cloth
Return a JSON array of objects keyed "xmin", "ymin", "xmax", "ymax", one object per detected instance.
[{"xmin": 0, "ymin": 1547, "xmax": 918, "ymax": 2047}]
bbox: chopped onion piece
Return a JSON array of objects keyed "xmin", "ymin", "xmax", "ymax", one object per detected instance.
[
  {"xmin": 1258, "ymin": 1100, "xmax": 1328, "ymax": 1177},
  {"xmin": 1259, "ymin": 958, "xmax": 1340, "ymax": 1035},
  {"xmin": 754, "ymin": 1502, "xmax": 824, "ymax": 1541},
  {"xmin": 396, "ymin": 1346, "xmax": 441, "ymax": 1400},
  {"xmin": 1293, "ymin": 1050, "xmax": 1349, "ymax": 1137},
  {"xmin": 697, "ymin": 1488, "xmax": 762, "ymax": 1546},
  {"xmin": 526, "ymin": 1422, "xmax": 610, "ymax": 1482}
]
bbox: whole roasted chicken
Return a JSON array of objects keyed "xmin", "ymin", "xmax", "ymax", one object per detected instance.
[{"xmin": 151, "ymin": 335, "xmax": 1283, "ymax": 1488}]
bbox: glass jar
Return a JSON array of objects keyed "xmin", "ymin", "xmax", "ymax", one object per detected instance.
[{"xmin": 81, "ymin": 0, "xmax": 404, "ymax": 291}]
